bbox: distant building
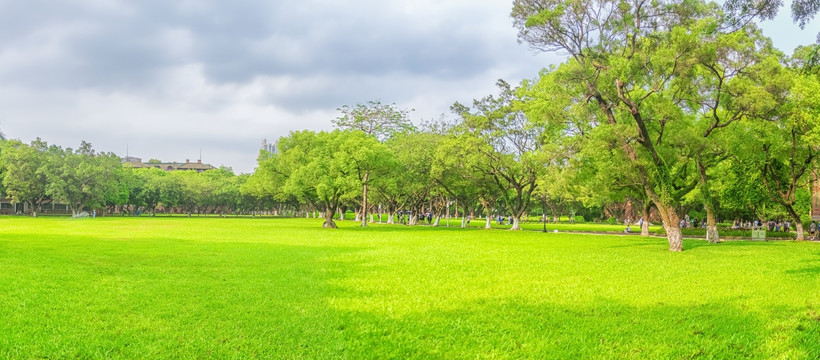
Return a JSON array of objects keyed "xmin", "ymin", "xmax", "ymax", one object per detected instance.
[
  {"xmin": 262, "ymin": 138, "xmax": 278, "ymax": 154},
  {"xmin": 123, "ymin": 157, "xmax": 216, "ymax": 173}
]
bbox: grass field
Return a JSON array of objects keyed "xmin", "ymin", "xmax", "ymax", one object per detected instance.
[{"xmin": 1, "ymin": 217, "xmax": 818, "ymax": 359}]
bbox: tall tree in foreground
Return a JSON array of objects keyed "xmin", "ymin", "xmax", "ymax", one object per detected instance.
[
  {"xmin": 741, "ymin": 65, "xmax": 820, "ymax": 240},
  {"xmin": 513, "ymin": 0, "xmax": 755, "ymax": 250}
]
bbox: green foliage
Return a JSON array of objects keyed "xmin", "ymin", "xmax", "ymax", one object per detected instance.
[
  {"xmin": 607, "ymin": 217, "xmax": 617, "ymax": 225},
  {"xmin": 0, "ymin": 139, "xmax": 51, "ymax": 215}
]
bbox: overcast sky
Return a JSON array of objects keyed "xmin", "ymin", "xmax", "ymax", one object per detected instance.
[{"xmin": 0, "ymin": 1, "xmax": 818, "ymax": 173}]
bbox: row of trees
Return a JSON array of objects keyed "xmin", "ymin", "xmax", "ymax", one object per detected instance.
[
  {"xmin": 0, "ymin": 139, "xmax": 275, "ymax": 217},
  {"xmin": 248, "ymin": 0, "xmax": 820, "ymax": 252}
]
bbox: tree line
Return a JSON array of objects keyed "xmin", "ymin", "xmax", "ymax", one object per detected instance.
[{"xmin": 0, "ymin": 139, "xmax": 272, "ymax": 217}]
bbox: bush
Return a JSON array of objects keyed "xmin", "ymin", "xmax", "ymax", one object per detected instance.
[
  {"xmin": 607, "ymin": 217, "xmax": 617, "ymax": 225},
  {"xmin": 574, "ymin": 215, "xmax": 585, "ymax": 223},
  {"xmin": 655, "ymin": 228, "xmax": 793, "ymax": 238}
]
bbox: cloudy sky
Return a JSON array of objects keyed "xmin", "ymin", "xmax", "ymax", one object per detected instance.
[{"xmin": 0, "ymin": 1, "xmax": 817, "ymax": 173}]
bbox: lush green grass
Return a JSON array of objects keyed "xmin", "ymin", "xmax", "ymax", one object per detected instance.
[{"xmin": 1, "ymin": 217, "xmax": 819, "ymax": 359}]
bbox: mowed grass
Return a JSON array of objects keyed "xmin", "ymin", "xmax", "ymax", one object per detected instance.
[{"xmin": 0, "ymin": 217, "xmax": 819, "ymax": 359}]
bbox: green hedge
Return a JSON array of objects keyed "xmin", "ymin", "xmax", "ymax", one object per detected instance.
[{"xmin": 656, "ymin": 228, "xmax": 793, "ymax": 238}]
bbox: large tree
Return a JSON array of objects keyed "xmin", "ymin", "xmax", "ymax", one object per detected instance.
[
  {"xmin": 512, "ymin": 0, "xmax": 769, "ymax": 250},
  {"xmin": 0, "ymin": 139, "xmax": 52, "ymax": 216},
  {"xmin": 333, "ymin": 101, "xmax": 413, "ymax": 226},
  {"xmin": 46, "ymin": 142, "xmax": 122, "ymax": 216},
  {"xmin": 263, "ymin": 130, "xmax": 363, "ymax": 228},
  {"xmin": 451, "ymin": 80, "xmax": 551, "ymax": 230}
]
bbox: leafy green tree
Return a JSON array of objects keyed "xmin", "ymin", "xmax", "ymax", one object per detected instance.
[
  {"xmin": 334, "ymin": 101, "xmax": 413, "ymax": 226},
  {"xmin": 432, "ymin": 132, "xmax": 495, "ymax": 228},
  {"xmin": 334, "ymin": 101, "xmax": 415, "ymax": 140},
  {"xmin": 266, "ymin": 130, "xmax": 362, "ymax": 228},
  {"xmin": 451, "ymin": 80, "xmax": 552, "ymax": 230},
  {"xmin": 512, "ymin": 0, "xmax": 761, "ymax": 250},
  {"xmin": 378, "ymin": 131, "xmax": 441, "ymax": 225},
  {"xmin": 45, "ymin": 142, "xmax": 122, "ymax": 216},
  {"xmin": 202, "ymin": 168, "xmax": 240, "ymax": 216},
  {"xmin": 739, "ymin": 70, "xmax": 820, "ymax": 240},
  {"xmin": 335, "ymin": 131, "xmax": 395, "ymax": 226},
  {"xmin": 0, "ymin": 139, "xmax": 51, "ymax": 216}
]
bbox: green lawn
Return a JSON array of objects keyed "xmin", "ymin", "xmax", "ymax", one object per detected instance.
[{"xmin": 1, "ymin": 217, "xmax": 818, "ymax": 359}]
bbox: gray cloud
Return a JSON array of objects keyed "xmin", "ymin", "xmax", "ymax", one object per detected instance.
[{"xmin": 3, "ymin": 0, "xmax": 812, "ymax": 173}]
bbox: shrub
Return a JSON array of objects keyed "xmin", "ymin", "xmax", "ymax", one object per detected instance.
[
  {"xmin": 574, "ymin": 215, "xmax": 585, "ymax": 223},
  {"xmin": 655, "ymin": 228, "xmax": 793, "ymax": 239},
  {"xmin": 607, "ymin": 217, "xmax": 617, "ymax": 225}
]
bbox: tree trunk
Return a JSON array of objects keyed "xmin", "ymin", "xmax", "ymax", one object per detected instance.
[
  {"xmin": 361, "ymin": 174, "xmax": 369, "ymax": 227},
  {"xmin": 705, "ymin": 205, "xmax": 719, "ymax": 243},
  {"xmin": 510, "ymin": 216, "xmax": 521, "ymax": 231},
  {"xmin": 432, "ymin": 216, "xmax": 441, "ymax": 227},
  {"xmin": 698, "ymin": 160, "xmax": 720, "ymax": 243},
  {"xmin": 461, "ymin": 215, "xmax": 467, "ymax": 228},
  {"xmin": 657, "ymin": 204, "xmax": 683, "ymax": 252},
  {"xmin": 485, "ymin": 215, "xmax": 492, "ymax": 229},
  {"xmin": 641, "ymin": 205, "xmax": 650, "ymax": 237},
  {"xmin": 339, "ymin": 208, "xmax": 345, "ymax": 221},
  {"xmin": 387, "ymin": 211, "xmax": 395, "ymax": 224},
  {"xmin": 323, "ymin": 207, "xmax": 337, "ymax": 229},
  {"xmin": 785, "ymin": 205, "xmax": 804, "ymax": 241},
  {"xmin": 795, "ymin": 222, "xmax": 804, "ymax": 241}
]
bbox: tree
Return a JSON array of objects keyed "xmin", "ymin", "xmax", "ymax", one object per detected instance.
[
  {"xmin": 333, "ymin": 101, "xmax": 415, "ymax": 140},
  {"xmin": 337, "ymin": 131, "xmax": 394, "ymax": 227},
  {"xmin": 46, "ymin": 142, "xmax": 122, "ymax": 216},
  {"xmin": 379, "ymin": 131, "xmax": 442, "ymax": 225},
  {"xmin": 333, "ymin": 101, "xmax": 414, "ymax": 226},
  {"xmin": 451, "ymin": 80, "xmax": 552, "ymax": 230},
  {"xmin": 739, "ymin": 69, "xmax": 820, "ymax": 240},
  {"xmin": 512, "ymin": 0, "xmax": 753, "ymax": 250},
  {"xmin": 0, "ymin": 139, "xmax": 51, "ymax": 216},
  {"xmin": 269, "ymin": 130, "xmax": 361, "ymax": 228}
]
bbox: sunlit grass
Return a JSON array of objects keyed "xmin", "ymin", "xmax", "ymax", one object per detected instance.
[{"xmin": 1, "ymin": 216, "xmax": 818, "ymax": 358}]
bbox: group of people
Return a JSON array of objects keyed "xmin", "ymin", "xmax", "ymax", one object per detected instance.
[
  {"xmin": 678, "ymin": 216, "xmax": 706, "ymax": 229},
  {"xmin": 623, "ymin": 217, "xmax": 645, "ymax": 233},
  {"xmin": 731, "ymin": 219, "xmax": 791, "ymax": 232},
  {"xmin": 395, "ymin": 210, "xmax": 435, "ymax": 224}
]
